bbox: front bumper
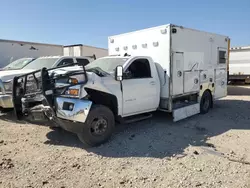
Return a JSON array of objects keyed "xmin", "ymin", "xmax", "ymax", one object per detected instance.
[
  {"xmin": 55, "ymin": 97, "xmax": 92, "ymax": 123},
  {"xmin": 22, "ymin": 97, "xmax": 92, "ymax": 134},
  {"xmin": 0, "ymin": 94, "xmax": 13, "ymax": 108}
]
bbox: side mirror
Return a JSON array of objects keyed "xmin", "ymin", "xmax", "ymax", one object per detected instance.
[{"xmin": 115, "ymin": 65, "xmax": 123, "ymax": 81}]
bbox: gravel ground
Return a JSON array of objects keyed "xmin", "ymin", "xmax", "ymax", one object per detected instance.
[{"xmin": 1, "ymin": 86, "xmax": 250, "ymax": 188}]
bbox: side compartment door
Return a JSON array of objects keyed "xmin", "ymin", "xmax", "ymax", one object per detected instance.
[
  {"xmin": 214, "ymin": 69, "xmax": 227, "ymax": 99},
  {"xmin": 184, "ymin": 71, "xmax": 200, "ymax": 93},
  {"xmin": 172, "ymin": 52, "xmax": 184, "ymax": 95},
  {"xmin": 122, "ymin": 58, "xmax": 159, "ymax": 116}
]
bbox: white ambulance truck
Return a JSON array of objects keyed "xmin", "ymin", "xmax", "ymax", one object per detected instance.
[{"xmin": 13, "ymin": 24, "xmax": 229, "ymax": 147}]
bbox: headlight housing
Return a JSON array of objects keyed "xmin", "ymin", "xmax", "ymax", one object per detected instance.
[
  {"xmin": 3, "ymin": 81, "xmax": 13, "ymax": 93},
  {"xmin": 68, "ymin": 78, "xmax": 78, "ymax": 84},
  {"xmin": 56, "ymin": 75, "xmax": 87, "ymax": 98},
  {"xmin": 65, "ymin": 88, "xmax": 80, "ymax": 96}
]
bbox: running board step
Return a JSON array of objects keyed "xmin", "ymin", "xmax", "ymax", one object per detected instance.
[
  {"xmin": 123, "ymin": 113, "xmax": 153, "ymax": 124},
  {"xmin": 173, "ymin": 103, "xmax": 200, "ymax": 122}
]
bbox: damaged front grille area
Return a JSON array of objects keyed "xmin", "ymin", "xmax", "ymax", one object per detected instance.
[
  {"xmin": 12, "ymin": 62, "xmax": 89, "ymax": 120},
  {"xmin": 16, "ymin": 71, "xmax": 42, "ymax": 96}
]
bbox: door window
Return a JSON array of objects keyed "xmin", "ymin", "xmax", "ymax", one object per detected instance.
[
  {"xmin": 57, "ymin": 58, "xmax": 74, "ymax": 67},
  {"xmin": 218, "ymin": 50, "xmax": 226, "ymax": 64},
  {"xmin": 76, "ymin": 58, "xmax": 90, "ymax": 66},
  {"xmin": 125, "ymin": 59, "xmax": 151, "ymax": 79}
]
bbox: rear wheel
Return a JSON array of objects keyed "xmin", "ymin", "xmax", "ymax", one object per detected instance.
[
  {"xmin": 200, "ymin": 90, "xmax": 212, "ymax": 114},
  {"xmin": 77, "ymin": 105, "xmax": 115, "ymax": 147}
]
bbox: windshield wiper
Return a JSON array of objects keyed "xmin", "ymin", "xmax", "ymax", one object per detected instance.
[{"xmin": 2, "ymin": 67, "xmax": 12, "ymax": 70}]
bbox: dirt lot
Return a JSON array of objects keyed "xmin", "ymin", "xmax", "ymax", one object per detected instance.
[{"xmin": 1, "ymin": 86, "xmax": 250, "ymax": 188}]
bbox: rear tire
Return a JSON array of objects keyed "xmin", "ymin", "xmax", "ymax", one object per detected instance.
[
  {"xmin": 200, "ymin": 90, "xmax": 212, "ymax": 114},
  {"xmin": 77, "ymin": 105, "xmax": 115, "ymax": 147}
]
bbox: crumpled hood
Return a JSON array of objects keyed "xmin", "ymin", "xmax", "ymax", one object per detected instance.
[
  {"xmin": 49, "ymin": 66, "xmax": 100, "ymax": 82},
  {"xmin": 0, "ymin": 69, "xmax": 35, "ymax": 82},
  {"xmin": 49, "ymin": 66, "xmax": 114, "ymax": 93}
]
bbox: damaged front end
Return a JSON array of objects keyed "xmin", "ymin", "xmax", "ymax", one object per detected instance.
[{"xmin": 12, "ymin": 63, "xmax": 92, "ymax": 132}]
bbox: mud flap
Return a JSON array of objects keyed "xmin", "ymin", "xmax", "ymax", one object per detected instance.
[{"xmin": 173, "ymin": 103, "xmax": 200, "ymax": 122}]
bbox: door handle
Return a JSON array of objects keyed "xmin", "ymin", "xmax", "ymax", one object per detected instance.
[{"xmin": 150, "ymin": 81, "xmax": 156, "ymax": 85}]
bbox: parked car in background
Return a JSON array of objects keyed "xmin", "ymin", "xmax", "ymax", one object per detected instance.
[
  {"xmin": 0, "ymin": 56, "xmax": 90, "ymax": 111},
  {"xmin": 0, "ymin": 57, "xmax": 36, "ymax": 71}
]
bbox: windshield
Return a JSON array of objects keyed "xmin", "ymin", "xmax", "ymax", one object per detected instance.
[
  {"xmin": 2, "ymin": 58, "xmax": 34, "ymax": 70},
  {"xmin": 23, "ymin": 58, "xmax": 59, "ymax": 70},
  {"xmin": 85, "ymin": 58, "xmax": 128, "ymax": 73}
]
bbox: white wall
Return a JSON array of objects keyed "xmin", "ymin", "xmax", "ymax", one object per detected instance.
[
  {"xmin": 63, "ymin": 45, "xmax": 108, "ymax": 62},
  {"xmin": 0, "ymin": 40, "xmax": 63, "ymax": 67},
  {"xmin": 81, "ymin": 46, "xmax": 108, "ymax": 59}
]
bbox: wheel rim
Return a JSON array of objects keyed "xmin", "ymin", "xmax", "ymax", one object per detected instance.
[
  {"xmin": 202, "ymin": 96, "xmax": 210, "ymax": 110},
  {"xmin": 90, "ymin": 117, "xmax": 108, "ymax": 136}
]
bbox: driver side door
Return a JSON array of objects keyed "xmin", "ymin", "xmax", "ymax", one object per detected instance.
[{"xmin": 122, "ymin": 58, "xmax": 158, "ymax": 116}]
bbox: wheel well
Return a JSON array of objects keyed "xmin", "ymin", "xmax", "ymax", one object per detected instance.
[
  {"xmin": 84, "ymin": 88, "xmax": 118, "ymax": 116},
  {"xmin": 202, "ymin": 89, "xmax": 213, "ymax": 107},
  {"xmin": 203, "ymin": 89, "xmax": 212, "ymax": 98}
]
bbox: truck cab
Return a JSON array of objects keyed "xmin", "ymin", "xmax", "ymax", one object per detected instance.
[{"xmin": 84, "ymin": 55, "xmax": 161, "ymax": 117}]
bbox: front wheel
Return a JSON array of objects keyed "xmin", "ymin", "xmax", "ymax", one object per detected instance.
[
  {"xmin": 200, "ymin": 90, "xmax": 212, "ymax": 114},
  {"xmin": 77, "ymin": 105, "xmax": 115, "ymax": 147}
]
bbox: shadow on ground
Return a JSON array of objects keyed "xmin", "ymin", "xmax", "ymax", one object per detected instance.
[
  {"xmin": 2, "ymin": 86, "xmax": 250, "ymax": 159},
  {"xmin": 44, "ymin": 86, "xmax": 250, "ymax": 158},
  {"xmin": 0, "ymin": 110, "xmax": 52, "ymax": 126},
  {"xmin": 227, "ymin": 85, "xmax": 250, "ymax": 95},
  {"xmin": 0, "ymin": 110, "xmax": 27, "ymax": 125}
]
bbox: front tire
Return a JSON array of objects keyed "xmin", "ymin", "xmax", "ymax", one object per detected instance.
[
  {"xmin": 77, "ymin": 105, "xmax": 115, "ymax": 147},
  {"xmin": 200, "ymin": 90, "xmax": 212, "ymax": 114}
]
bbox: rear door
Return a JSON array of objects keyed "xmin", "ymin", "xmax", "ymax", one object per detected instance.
[
  {"xmin": 214, "ymin": 48, "xmax": 227, "ymax": 99},
  {"xmin": 122, "ymin": 58, "xmax": 159, "ymax": 116}
]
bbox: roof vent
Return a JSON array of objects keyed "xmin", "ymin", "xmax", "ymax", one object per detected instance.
[
  {"xmin": 153, "ymin": 42, "xmax": 159, "ymax": 47},
  {"xmin": 110, "ymin": 38, "xmax": 114, "ymax": 43},
  {"xmin": 132, "ymin": 45, "xmax": 137, "ymax": 49},
  {"xmin": 123, "ymin": 46, "xmax": 128, "ymax": 50},
  {"xmin": 142, "ymin": 43, "xmax": 147, "ymax": 48},
  {"xmin": 115, "ymin": 47, "xmax": 119, "ymax": 51},
  {"xmin": 161, "ymin": 28, "xmax": 167, "ymax": 34}
]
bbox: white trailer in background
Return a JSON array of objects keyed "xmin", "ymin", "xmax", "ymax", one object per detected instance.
[
  {"xmin": 63, "ymin": 44, "xmax": 108, "ymax": 62},
  {"xmin": 0, "ymin": 39, "xmax": 63, "ymax": 67},
  {"xmin": 229, "ymin": 46, "xmax": 250, "ymax": 83}
]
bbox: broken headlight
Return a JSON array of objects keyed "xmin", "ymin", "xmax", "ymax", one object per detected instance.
[{"xmin": 3, "ymin": 80, "xmax": 13, "ymax": 93}]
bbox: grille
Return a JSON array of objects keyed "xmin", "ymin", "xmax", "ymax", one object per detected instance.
[
  {"xmin": 26, "ymin": 78, "xmax": 42, "ymax": 94},
  {"xmin": 16, "ymin": 72, "xmax": 42, "ymax": 95}
]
